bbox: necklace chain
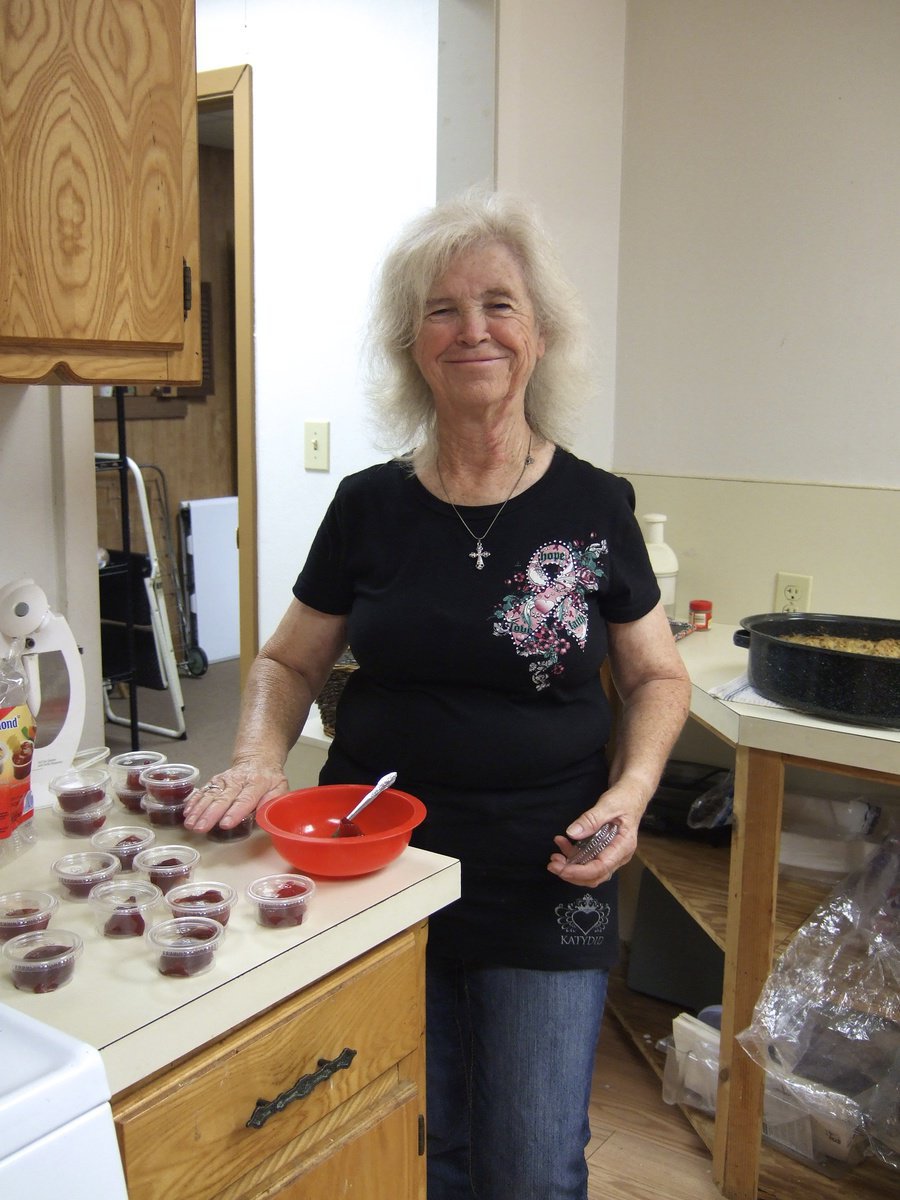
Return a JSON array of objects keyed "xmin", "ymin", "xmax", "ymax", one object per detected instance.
[{"xmin": 436, "ymin": 435, "xmax": 533, "ymax": 570}]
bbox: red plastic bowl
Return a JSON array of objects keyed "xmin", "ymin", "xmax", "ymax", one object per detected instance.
[{"xmin": 256, "ymin": 784, "xmax": 426, "ymax": 878}]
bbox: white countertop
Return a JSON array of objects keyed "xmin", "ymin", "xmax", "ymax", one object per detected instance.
[
  {"xmin": 678, "ymin": 624, "xmax": 900, "ymax": 776},
  {"xmin": 0, "ymin": 810, "xmax": 460, "ymax": 1095}
]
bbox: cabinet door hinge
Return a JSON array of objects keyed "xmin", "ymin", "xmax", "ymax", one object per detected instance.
[
  {"xmin": 418, "ymin": 1113, "xmax": 426, "ymax": 1156},
  {"xmin": 182, "ymin": 259, "xmax": 192, "ymax": 319}
]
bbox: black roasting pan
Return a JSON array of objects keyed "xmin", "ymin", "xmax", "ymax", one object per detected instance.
[{"xmin": 733, "ymin": 613, "xmax": 900, "ymax": 729}]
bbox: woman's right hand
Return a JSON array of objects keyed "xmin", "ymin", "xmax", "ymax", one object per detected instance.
[
  {"xmin": 183, "ymin": 759, "xmax": 289, "ymax": 834},
  {"xmin": 182, "ymin": 600, "xmax": 349, "ymax": 836}
]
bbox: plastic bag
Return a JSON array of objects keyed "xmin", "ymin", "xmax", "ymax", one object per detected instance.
[
  {"xmin": 737, "ymin": 833, "xmax": 900, "ymax": 1172},
  {"xmin": 687, "ymin": 769, "xmax": 734, "ymax": 830},
  {"xmin": 781, "ymin": 791, "xmax": 881, "ymax": 840}
]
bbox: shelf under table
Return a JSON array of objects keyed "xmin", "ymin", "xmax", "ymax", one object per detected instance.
[
  {"xmin": 635, "ymin": 832, "xmax": 831, "ymax": 954},
  {"xmin": 606, "ymin": 971, "xmax": 896, "ymax": 1200}
]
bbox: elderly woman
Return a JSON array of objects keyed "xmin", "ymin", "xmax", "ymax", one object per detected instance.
[{"xmin": 184, "ymin": 191, "xmax": 690, "ymax": 1200}]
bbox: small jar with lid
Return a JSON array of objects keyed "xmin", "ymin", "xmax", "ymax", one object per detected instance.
[{"xmin": 689, "ymin": 599, "xmax": 713, "ymax": 631}]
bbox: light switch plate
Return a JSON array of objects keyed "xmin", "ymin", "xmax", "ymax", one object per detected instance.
[{"xmin": 304, "ymin": 422, "xmax": 330, "ymax": 471}]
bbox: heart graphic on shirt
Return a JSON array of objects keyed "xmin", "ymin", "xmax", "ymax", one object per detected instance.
[
  {"xmin": 555, "ymin": 894, "xmax": 611, "ymax": 940},
  {"xmin": 570, "ymin": 907, "xmax": 602, "ymax": 934}
]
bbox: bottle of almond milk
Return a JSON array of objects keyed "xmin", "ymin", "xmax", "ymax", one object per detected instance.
[{"xmin": 0, "ymin": 639, "xmax": 37, "ymax": 863}]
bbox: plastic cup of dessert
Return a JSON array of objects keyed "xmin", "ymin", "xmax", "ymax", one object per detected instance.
[
  {"xmin": 109, "ymin": 750, "xmax": 167, "ymax": 813},
  {"xmin": 139, "ymin": 763, "xmax": 199, "ymax": 807},
  {"xmin": 0, "ymin": 890, "xmax": 59, "ymax": 943},
  {"xmin": 91, "ymin": 826, "xmax": 156, "ymax": 871},
  {"xmin": 164, "ymin": 881, "xmax": 237, "ymax": 927},
  {"xmin": 246, "ymin": 874, "xmax": 316, "ymax": 929},
  {"xmin": 52, "ymin": 851, "xmax": 121, "ymax": 900},
  {"xmin": 133, "ymin": 845, "xmax": 200, "ymax": 895},
  {"xmin": 88, "ymin": 880, "xmax": 164, "ymax": 939},
  {"xmin": 48, "ymin": 767, "xmax": 111, "ymax": 813},
  {"xmin": 141, "ymin": 793, "xmax": 188, "ymax": 828},
  {"xmin": 206, "ymin": 814, "xmax": 254, "ymax": 843},
  {"xmin": 2, "ymin": 929, "xmax": 83, "ymax": 993},
  {"xmin": 147, "ymin": 916, "xmax": 222, "ymax": 978},
  {"xmin": 53, "ymin": 794, "xmax": 114, "ymax": 838}
]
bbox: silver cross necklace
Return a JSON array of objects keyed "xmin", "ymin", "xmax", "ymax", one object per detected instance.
[{"xmin": 436, "ymin": 435, "xmax": 534, "ymax": 570}]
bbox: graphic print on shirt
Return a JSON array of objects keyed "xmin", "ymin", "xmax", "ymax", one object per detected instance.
[
  {"xmin": 493, "ymin": 539, "xmax": 607, "ymax": 689},
  {"xmin": 556, "ymin": 893, "xmax": 611, "ymax": 946}
]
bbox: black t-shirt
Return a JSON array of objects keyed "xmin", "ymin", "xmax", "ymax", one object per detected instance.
[{"xmin": 294, "ymin": 447, "xmax": 660, "ymax": 969}]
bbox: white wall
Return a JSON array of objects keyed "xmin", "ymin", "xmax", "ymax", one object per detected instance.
[
  {"xmin": 437, "ymin": 0, "xmax": 496, "ymax": 200},
  {"xmin": 195, "ymin": 0, "xmax": 440, "ymax": 641},
  {"xmin": 195, "ymin": 0, "xmax": 627, "ymax": 652},
  {"xmin": 615, "ymin": 0, "xmax": 900, "ymax": 487},
  {"xmin": 195, "ymin": 0, "xmax": 898, "ymax": 647},
  {"xmin": 496, "ymin": 0, "xmax": 627, "ymax": 468},
  {"xmin": 629, "ymin": 474, "xmax": 898, "ymax": 625}
]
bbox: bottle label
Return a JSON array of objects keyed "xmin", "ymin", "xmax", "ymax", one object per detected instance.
[{"xmin": 0, "ymin": 703, "xmax": 36, "ymax": 840}]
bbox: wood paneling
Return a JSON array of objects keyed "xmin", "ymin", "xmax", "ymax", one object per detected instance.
[
  {"xmin": 589, "ymin": 1007, "xmax": 722, "ymax": 1200},
  {"xmin": 0, "ymin": 1, "xmax": 182, "ymax": 348},
  {"xmin": 94, "ymin": 141, "xmax": 237, "ymax": 655},
  {"xmin": 95, "ymin": 141, "xmax": 237, "ymax": 523},
  {"xmin": 0, "ymin": 0, "xmax": 201, "ymax": 384}
]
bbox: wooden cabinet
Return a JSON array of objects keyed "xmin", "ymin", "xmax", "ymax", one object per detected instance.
[
  {"xmin": 0, "ymin": 0, "xmax": 201, "ymax": 385},
  {"xmin": 608, "ymin": 678, "xmax": 899, "ymax": 1199},
  {"xmin": 113, "ymin": 924, "xmax": 427, "ymax": 1200}
]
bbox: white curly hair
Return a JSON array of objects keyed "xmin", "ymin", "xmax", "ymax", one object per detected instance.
[{"xmin": 365, "ymin": 188, "xmax": 593, "ymax": 469}]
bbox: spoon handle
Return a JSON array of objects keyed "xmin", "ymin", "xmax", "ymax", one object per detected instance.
[
  {"xmin": 343, "ymin": 771, "xmax": 397, "ymax": 822},
  {"xmin": 567, "ymin": 821, "xmax": 619, "ymax": 865}
]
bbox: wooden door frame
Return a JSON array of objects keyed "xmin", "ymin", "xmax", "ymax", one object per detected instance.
[{"xmin": 196, "ymin": 66, "xmax": 256, "ymax": 683}]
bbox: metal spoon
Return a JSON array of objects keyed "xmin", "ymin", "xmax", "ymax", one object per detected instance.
[
  {"xmin": 566, "ymin": 821, "xmax": 619, "ymax": 865},
  {"xmin": 332, "ymin": 771, "xmax": 398, "ymax": 838}
]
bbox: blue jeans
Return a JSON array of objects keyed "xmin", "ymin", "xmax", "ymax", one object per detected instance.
[{"xmin": 425, "ymin": 952, "xmax": 609, "ymax": 1200}]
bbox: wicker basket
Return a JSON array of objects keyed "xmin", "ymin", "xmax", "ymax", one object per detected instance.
[{"xmin": 315, "ymin": 651, "xmax": 357, "ymax": 738}]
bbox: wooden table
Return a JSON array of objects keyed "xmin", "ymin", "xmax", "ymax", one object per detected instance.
[{"xmin": 609, "ymin": 625, "xmax": 900, "ymax": 1200}]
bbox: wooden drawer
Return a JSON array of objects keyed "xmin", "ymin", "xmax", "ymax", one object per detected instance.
[
  {"xmin": 272, "ymin": 1090, "xmax": 419, "ymax": 1200},
  {"xmin": 217, "ymin": 1084, "xmax": 421, "ymax": 1200},
  {"xmin": 114, "ymin": 927, "xmax": 425, "ymax": 1200}
]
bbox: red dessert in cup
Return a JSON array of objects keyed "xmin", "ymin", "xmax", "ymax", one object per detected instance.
[
  {"xmin": 3, "ymin": 929, "xmax": 83, "ymax": 993},
  {"xmin": 246, "ymin": 874, "xmax": 316, "ymax": 929},
  {"xmin": 147, "ymin": 916, "xmax": 221, "ymax": 978}
]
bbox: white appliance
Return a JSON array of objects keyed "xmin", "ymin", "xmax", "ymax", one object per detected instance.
[
  {"xmin": 180, "ymin": 496, "xmax": 239, "ymax": 663},
  {"xmin": 0, "ymin": 1004, "xmax": 127, "ymax": 1197},
  {"xmin": 0, "ymin": 578, "xmax": 86, "ymax": 807}
]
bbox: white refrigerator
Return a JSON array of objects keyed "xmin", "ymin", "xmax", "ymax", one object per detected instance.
[{"xmin": 180, "ymin": 496, "xmax": 239, "ymax": 663}]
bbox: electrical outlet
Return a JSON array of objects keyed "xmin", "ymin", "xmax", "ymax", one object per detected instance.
[
  {"xmin": 304, "ymin": 422, "xmax": 330, "ymax": 471},
  {"xmin": 774, "ymin": 572, "xmax": 813, "ymax": 613}
]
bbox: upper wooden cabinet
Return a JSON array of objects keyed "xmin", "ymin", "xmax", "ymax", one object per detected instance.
[{"xmin": 0, "ymin": 0, "xmax": 201, "ymax": 385}]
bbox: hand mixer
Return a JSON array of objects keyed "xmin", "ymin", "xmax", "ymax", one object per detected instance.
[{"xmin": 0, "ymin": 578, "xmax": 86, "ymax": 806}]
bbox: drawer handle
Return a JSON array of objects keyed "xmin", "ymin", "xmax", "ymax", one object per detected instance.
[{"xmin": 245, "ymin": 1047, "xmax": 357, "ymax": 1129}]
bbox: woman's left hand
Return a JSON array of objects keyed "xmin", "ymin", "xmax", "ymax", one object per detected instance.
[
  {"xmin": 547, "ymin": 603, "xmax": 691, "ymax": 886},
  {"xmin": 546, "ymin": 776, "xmax": 648, "ymax": 886}
]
